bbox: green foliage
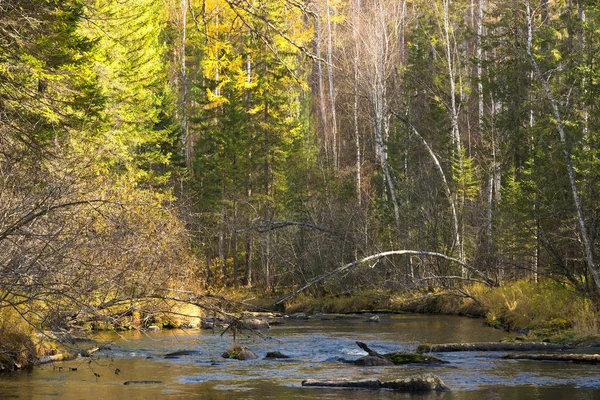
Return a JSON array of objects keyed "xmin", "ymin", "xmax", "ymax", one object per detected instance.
[
  {"xmin": 452, "ymin": 150, "xmax": 480, "ymax": 202},
  {"xmin": 79, "ymin": 0, "xmax": 177, "ymax": 186}
]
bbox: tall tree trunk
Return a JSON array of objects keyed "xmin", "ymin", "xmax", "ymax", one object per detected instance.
[
  {"xmin": 325, "ymin": 0, "xmax": 338, "ymax": 169},
  {"xmin": 525, "ymin": 1, "xmax": 600, "ymax": 291},
  {"xmin": 353, "ymin": 0, "xmax": 361, "ymax": 206},
  {"xmin": 219, "ymin": 203, "xmax": 226, "ymax": 285},
  {"xmin": 440, "ymin": 0, "xmax": 464, "ymax": 272},
  {"xmin": 315, "ymin": 11, "xmax": 329, "ymax": 163},
  {"xmin": 181, "ymin": 0, "xmax": 190, "ymax": 169},
  {"xmin": 233, "ymin": 179, "xmax": 238, "ymax": 288},
  {"xmin": 263, "ymin": 97, "xmax": 271, "ymax": 293},
  {"xmin": 373, "ymin": 1, "xmax": 401, "ymax": 242},
  {"xmin": 245, "ymin": 54, "xmax": 253, "ymax": 287}
]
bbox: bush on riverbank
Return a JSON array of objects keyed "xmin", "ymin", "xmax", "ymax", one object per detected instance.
[{"xmin": 0, "ymin": 308, "xmax": 37, "ymax": 372}]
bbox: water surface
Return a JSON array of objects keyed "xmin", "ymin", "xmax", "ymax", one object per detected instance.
[{"xmin": 1, "ymin": 314, "xmax": 599, "ymax": 399}]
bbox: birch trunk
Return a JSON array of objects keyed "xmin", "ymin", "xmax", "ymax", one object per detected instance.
[
  {"xmin": 180, "ymin": 0, "xmax": 190, "ymax": 169},
  {"xmin": 325, "ymin": 0, "xmax": 338, "ymax": 169},
  {"xmin": 353, "ymin": 0, "xmax": 361, "ymax": 206},
  {"xmin": 440, "ymin": 0, "xmax": 464, "ymax": 271},
  {"xmin": 315, "ymin": 12, "xmax": 329, "ymax": 162}
]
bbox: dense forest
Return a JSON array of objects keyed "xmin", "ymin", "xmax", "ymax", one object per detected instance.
[{"xmin": 2, "ymin": 0, "xmax": 600, "ymax": 364}]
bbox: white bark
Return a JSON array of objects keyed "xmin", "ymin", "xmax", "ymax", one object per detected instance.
[
  {"xmin": 325, "ymin": 0, "xmax": 338, "ymax": 169},
  {"xmin": 438, "ymin": 0, "xmax": 464, "ymax": 270},
  {"xmin": 315, "ymin": 11, "xmax": 329, "ymax": 162},
  {"xmin": 181, "ymin": 0, "xmax": 190, "ymax": 169},
  {"xmin": 351, "ymin": 0, "xmax": 362, "ymax": 205}
]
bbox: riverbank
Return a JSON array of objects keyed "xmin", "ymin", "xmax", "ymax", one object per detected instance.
[
  {"xmin": 277, "ymin": 279, "xmax": 600, "ymax": 345},
  {"xmin": 2, "ymin": 278, "xmax": 599, "ymax": 372}
]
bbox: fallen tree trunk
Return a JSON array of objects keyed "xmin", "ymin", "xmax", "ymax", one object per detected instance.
[
  {"xmin": 504, "ymin": 353, "xmax": 600, "ymax": 363},
  {"xmin": 38, "ymin": 354, "xmax": 67, "ymax": 364},
  {"xmin": 302, "ymin": 374, "xmax": 450, "ymax": 392},
  {"xmin": 417, "ymin": 342, "xmax": 572, "ymax": 353}
]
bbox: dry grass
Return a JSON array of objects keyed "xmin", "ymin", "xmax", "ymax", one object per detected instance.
[
  {"xmin": 458, "ymin": 279, "xmax": 600, "ymax": 342},
  {"xmin": 284, "ymin": 291, "xmax": 390, "ymax": 314}
]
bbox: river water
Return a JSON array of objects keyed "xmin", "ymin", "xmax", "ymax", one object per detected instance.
[{"xmin": 1, "ymin": 314, "xmax": 600, "ymax": 399}]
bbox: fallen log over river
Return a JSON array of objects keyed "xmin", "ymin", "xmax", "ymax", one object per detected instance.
[
  {"xmin": 504, "ymin": 353, "xmax": 600, "ymax": 363},
  {"xmin": 302, "ymin": 374, "xmax": 450, "ymax": 391},
  {"xmin": 416, "ymin": 342, "xmax": 572, "ymax": 353}
]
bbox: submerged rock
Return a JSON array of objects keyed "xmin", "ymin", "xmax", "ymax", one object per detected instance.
[
  {"xmin": 365, "ymin": 315, "xmax": 380, "ymax": 323},
  {"xmin": 164, "ymin": 350, "xmax": 200, "ymax": 359}
]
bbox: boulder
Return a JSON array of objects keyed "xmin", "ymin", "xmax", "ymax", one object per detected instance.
[
  {"xmin": 265, "ymin": 351, "xmax": 290, "ymax": 359},
  {"xmin": 365, "ymin": 315, "xmax": 380, "ymax": 323},
  {"xmin": 354, "ymin": 355, "xmax": 393, "ymax": 366},
  {"xmin": 222, "ymin": 345, "xmax": 258, "ymax": 360},
  {"xmin": 380, "ymin": 374, "xmax": 450, "ymax": 392}
]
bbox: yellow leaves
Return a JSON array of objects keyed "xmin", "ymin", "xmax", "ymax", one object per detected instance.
[
  {"xmin": 551, "ymin": 49, "xmax": 562, "ymax": 61},
  {"xmin": 203, "ymin": 88, "xmax": 230, "ymax": 110}
]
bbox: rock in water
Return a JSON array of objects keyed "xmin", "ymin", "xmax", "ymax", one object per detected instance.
[
  {"xmin": 222, "ymin": 345, "xmax": 258, "ymax": 360},
  {"xmin": 380, "ymin": 374, "xmax": 450, "ymax": 391},
  {"xmin": 354, "ymin": 356, "xmax": 394, "ymax": 366},
  {"xmin": 365, "ymin": 315, "xmax": 380, "ymax": 323},
  {"xmin": 265, "ymin": 351, "xmax": 290, "ymax": 359},
  {"xmin": 164, "ymin": 350, "xmax": 200, "ymax": 359}
]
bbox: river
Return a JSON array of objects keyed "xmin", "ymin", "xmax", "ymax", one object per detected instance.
[{"xmin": 1, "ymin": 314, "xmax": 600, "ymax": 399}]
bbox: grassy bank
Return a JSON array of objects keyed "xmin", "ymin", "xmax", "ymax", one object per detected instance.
[{"xmin": 282, "ymin": 279, "xmax": 600, "ymax": 344}]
